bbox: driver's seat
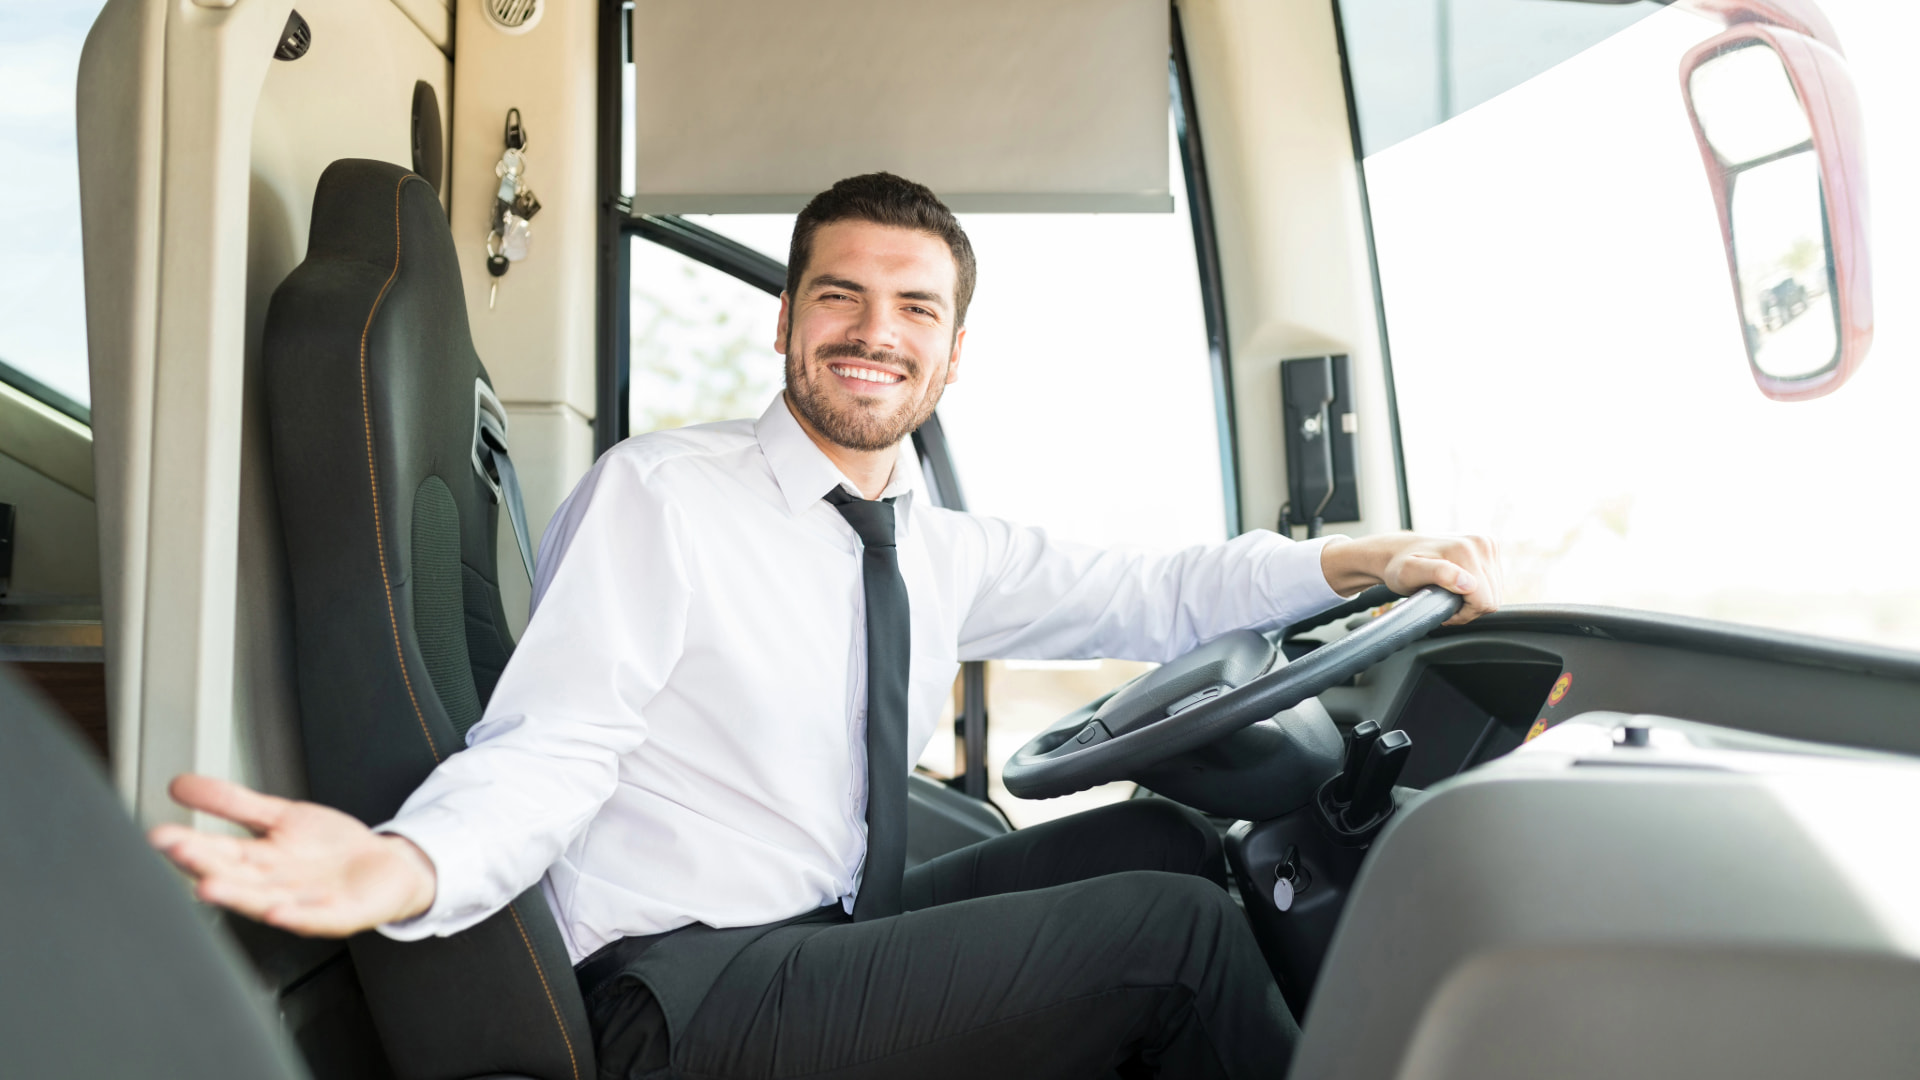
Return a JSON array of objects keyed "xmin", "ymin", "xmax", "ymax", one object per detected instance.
[{"xmin": 264, "ymin": 158, "xmax": 592, "ymax": 1080}]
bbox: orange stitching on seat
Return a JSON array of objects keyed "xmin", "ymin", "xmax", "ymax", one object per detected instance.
[
  {"xmin": 365, "ymin": 173, "xmax": 579, "ymax": 1080},
  {"xmin": 510, "ymin": 903, "xmax": 581, "ymax": 1080},
  {"xmin": 362, "ymin": 174, "xmax": 441, "ymax": 764}
]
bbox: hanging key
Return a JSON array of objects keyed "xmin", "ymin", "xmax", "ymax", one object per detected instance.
[
  {"xmin": 483, "ymin": 108, "xmax": 533, "ymax": 310},
  {"xmin": 486, "ymin": 232, "xmax": 509, "ymax": 309},
  {"xmin": 1271, "ymin": 846, "xmax": 1312, "ymax": 912}
]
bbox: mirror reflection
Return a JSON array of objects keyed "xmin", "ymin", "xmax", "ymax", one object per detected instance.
[
  {"xmin": 1690, "ymin": 42, "xmax": 1836, "ymax": 381},
  {"xmin": 1689, "ymin": 43, "xmax": 1811, "ymax": 165},
  {"xmin": 1730, "ymin": 152, "xmax": 1836, "ymax": 379}
]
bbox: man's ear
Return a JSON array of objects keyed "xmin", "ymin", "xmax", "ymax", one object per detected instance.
[
  {"xmin": 944, "ymin": 325, "xmax": 966, "ymax": 385},
  {"xmin": 775, "ymin": 292, "xmax": 792, "ymax": 355}
]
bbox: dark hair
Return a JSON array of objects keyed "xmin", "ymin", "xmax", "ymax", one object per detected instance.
[{"xmin": 786, "ymin": 173, "xmax": 977, "ymax": 326}]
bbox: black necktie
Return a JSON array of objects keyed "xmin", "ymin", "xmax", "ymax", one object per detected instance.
[{"xmin": 825, "ymin": 487, "xmax": 909, "ymax": 921}]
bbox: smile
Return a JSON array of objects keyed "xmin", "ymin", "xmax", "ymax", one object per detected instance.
[{"xmin": 829, "ymin": 364, "xmax": 904, "ymax": 385}]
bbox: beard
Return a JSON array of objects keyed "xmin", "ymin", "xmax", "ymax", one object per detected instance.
[{"xmin": 786, "ymin": 340, "xmax": 948, "ymax": 452}]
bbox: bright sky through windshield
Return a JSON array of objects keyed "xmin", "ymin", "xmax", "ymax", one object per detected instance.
[{"xmin": 1369, "ymin": 1, "xmax": 1920, "ymax": 649}]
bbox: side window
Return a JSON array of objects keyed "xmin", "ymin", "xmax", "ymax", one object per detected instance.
[
  {"xmin": 3, "ymin": 2, "xmax": 110, "ymax": 419},
  {"xmin": 1344, "ymin": 2, "xmax": 1920, "ymax": 650},
  {"xmin": 627, "ymin": 239, "xmax": 782, "ymax": 434}
]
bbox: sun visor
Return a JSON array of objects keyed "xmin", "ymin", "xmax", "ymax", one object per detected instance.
[{"xmin": 629, "ymin": 0, "xmax": 1171, "ymax": 214}]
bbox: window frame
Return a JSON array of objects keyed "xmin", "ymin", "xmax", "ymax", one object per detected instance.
[
  {"xmin": 1328, "ymin": 0, "xmax": 1416, "ymax": 530},
  {"xmin": 1170, "ymin": 6, "xmax": 1243, "ymax": 537}
]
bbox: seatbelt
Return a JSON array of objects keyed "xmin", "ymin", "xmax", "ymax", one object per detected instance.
[
  {"xmin": 479, "ymin": 430, "xmax": 536, "ymax": 585},
  {"xmin": 472, "ymin": 380, "xmax": 536, "ymax": 586}
]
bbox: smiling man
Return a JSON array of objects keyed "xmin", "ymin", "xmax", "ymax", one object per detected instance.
[{"xmin": 155, "ymin": 173, "xmax": 1500, "ymax": 1079}]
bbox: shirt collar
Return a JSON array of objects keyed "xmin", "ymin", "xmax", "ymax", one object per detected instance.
[{"xmin": 755, "ymin": 394, "xmax": 920, "ymax": 528}]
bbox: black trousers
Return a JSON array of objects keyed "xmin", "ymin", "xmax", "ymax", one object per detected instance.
[{"xmin": 578, "ymin": 799, "xmax": 1298, "ymax": 1079}]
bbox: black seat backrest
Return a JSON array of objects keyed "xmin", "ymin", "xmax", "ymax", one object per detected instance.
[
  {"xmin": 0, "ymin": 668, "xmax": 309, "ymax": 1079},
  {"xmin": 264, "ymin": 159, "xmax": 592, "ymax": 1080}
]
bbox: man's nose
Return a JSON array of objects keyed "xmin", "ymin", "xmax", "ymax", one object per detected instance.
[{"xmin": 847, "ymin": 303, "xmax": 901, "ymax": 352}]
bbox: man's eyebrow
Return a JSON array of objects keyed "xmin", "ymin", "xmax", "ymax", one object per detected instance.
[
  {"xmin": 805, "ymin": 274, "xmax": 867, "ymax": 294},
  {"xmin": 896, "ymin": 290, "xmax": 948, "ymax": 309}
]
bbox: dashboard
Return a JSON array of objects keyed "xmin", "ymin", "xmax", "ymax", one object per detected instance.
[{"xmin": 1318, "ymin": 604, "xmax": 1920, "ymax": 783}]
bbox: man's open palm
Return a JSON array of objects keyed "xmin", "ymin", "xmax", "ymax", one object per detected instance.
[{"xmin": 149, "ymin": 775, "xmax": 436, "ymax": 938}]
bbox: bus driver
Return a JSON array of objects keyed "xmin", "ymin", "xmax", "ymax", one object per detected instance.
[{"xmin": 152, "ymin": 173, "xmax": 1501, "ymax": 1079}]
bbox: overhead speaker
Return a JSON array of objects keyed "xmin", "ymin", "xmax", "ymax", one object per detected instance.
[{"xmin": 481, "ymin": 0, "xmax": 542, "ymax": 35}]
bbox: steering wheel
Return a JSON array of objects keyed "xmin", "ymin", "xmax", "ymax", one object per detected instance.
[{"xmin": 1001, "ymin": 586, "xmax": 1464, "ymax": 801}]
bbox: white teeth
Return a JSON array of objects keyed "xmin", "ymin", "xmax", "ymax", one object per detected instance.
[{"xmin": 830, "ymin": 364, "xmax": 902, "ymax": 385}]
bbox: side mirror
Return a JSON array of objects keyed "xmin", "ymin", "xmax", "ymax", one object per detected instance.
[{"xmin": 1680, "ymin": 13, "xmax": 1873, "ymax": 401}]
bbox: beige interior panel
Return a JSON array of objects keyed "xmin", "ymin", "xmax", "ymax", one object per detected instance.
[
  {"xmin": 77, "ymin": 0, "xmax": 165, "ymax": 803},
  {"xmin": 0, "ymin": 383, "xmax": 94, "ymax": 498},
  {"xmin": 0, "ymin": 454, "xmax": 100, "ymax": 603},
  {"xmin": 1178, "ymin": 0, "xmax": 1402, "ymax": 538},
  {"xmin": 450, "ymin": 0, "xmax": 599, "ymax": 583},
  {"xmin": 630, "ymin": 0, "xmax": 1170, "ymax": 213},
  {"xmin": 80, "ymin": 0, "xmax": 289, "ymax": 819},
  {"xmin": 388, "ymin": 0, "xmax": 451, "ymax": 54}
]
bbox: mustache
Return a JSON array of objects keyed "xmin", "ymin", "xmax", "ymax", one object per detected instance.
[{"xmin": 813, "ymin": 341, "xmax": 918, "ymax": 376}]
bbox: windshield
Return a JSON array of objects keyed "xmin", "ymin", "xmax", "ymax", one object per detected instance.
[{"xmin": 1342, "ymin": 0, "xmax": 1920, "ymax": 650}]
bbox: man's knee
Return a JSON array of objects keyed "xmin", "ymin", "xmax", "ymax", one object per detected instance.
[
  {"xmin": 1088, "ymin": 870, "xmax": 1239, "ymax": 937},
  {"xmin": 1079, "ymin": 870, "xmax": 1250, "ymax": 982},
  {"xmin": 1102, "ymin": 798, "xmax": 1227, "ymax": 885}
]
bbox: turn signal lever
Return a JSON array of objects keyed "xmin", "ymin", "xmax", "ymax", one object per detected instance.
[{"xmin": 1316, "ymin": 720, "xmax": 1412, "ymax": 843}]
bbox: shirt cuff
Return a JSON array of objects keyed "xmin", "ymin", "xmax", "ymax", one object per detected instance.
[
  {"xmin": 372, "ymin": 805, "xmax": 491, "ymax": 941},
  {"xmin": 1267, "ymin": 533, "xmax": 1348, "ymax": 625}
]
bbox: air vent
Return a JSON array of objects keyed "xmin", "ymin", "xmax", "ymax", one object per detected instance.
[
  {"xmin": 273, "ymin": 10, "xmax": 311, "ymax": 61},
  {"xmin": 482, "ymin": 0, "xmax": 542, "ymax": 34}
]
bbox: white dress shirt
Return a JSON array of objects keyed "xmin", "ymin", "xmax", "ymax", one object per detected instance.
[{"xmin": 380, "ymin": 395, "xmax": 1342, "ymax": 963}]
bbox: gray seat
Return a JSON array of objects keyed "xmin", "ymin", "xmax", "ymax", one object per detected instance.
[
  {"xmin": 0, "ymin": 667, "xmax": 309, "ymax": 1079},
  {"xmin": 264, "ymin": 158, "xmax": 592, "ymax": 1080}
]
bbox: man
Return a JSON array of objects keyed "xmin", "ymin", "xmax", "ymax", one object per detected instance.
[{"xmin": 154, "ymin": 173, "xmax": 1499, "ymax": 1078}]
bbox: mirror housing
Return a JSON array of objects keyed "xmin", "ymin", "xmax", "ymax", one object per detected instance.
[{"xmin": 1679, "ymin": 10, "xmax": 1872, "ymax": 401}]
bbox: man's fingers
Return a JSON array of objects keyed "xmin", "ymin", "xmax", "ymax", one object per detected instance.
[
  {"xmin": 1400, "ymin": 554, "xmax": 1477, "ymax": 596},
  {"xmin": 1394, "ymin": 546, "xmax": 1500, "ymax": 626},
  {"xmin": 168, "ymin": 774, "xmax": 291, "ymax": 835},
  {"xmin": 158, "ymin": 834, "xmax": 358, "ymax": 936},
  {"xmin": 155, "ymin": 828, "xmax": 260, "ymax": 878}
]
